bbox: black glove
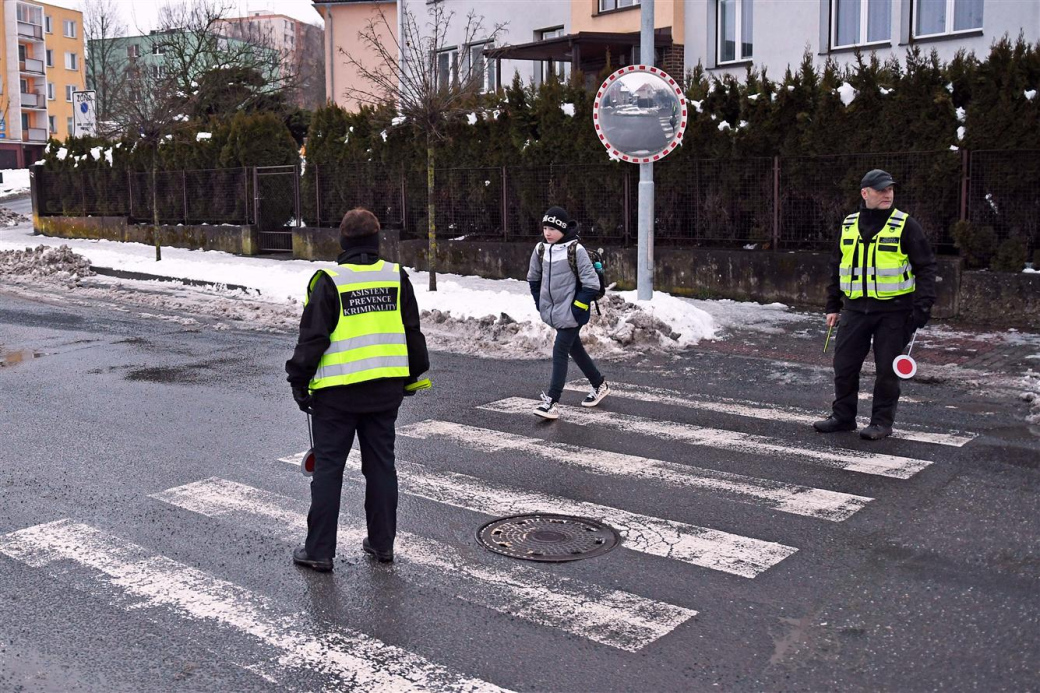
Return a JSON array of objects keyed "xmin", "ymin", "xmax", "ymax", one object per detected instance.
[
  {"xmin": 571, "ymin": 300, "xmax": 590, "ymax": 326},
  {"xmin": 292, "ymin": 385, "xmax": 313, "ymax": 413},
  {"xmin": 912, "ymin": 307, "xmax": 931, "ymax": 330}
]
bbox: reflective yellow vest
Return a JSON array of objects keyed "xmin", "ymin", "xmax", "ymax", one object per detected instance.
[
  {"xmin": 307, "ymin": 260, "xmax": 409, "ymax": 391},
  {"xmin": 838, "ymin": 209, "xmax": 916, "ymax": 300}
]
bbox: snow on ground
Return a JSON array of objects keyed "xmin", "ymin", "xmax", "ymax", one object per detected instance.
[{"xmin": 0, "ymin": 169, "xmax": 31, "ymax": 199}]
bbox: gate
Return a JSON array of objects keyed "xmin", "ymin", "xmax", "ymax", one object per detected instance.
[{"xmin": 254, "ymin": 165, "xmax": 300, "ymax": 252}]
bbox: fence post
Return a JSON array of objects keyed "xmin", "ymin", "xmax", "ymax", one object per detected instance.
[
  {"xmin": 501, "ymin": 166, "xmax": 508, "ymax": 241},
  {"xmin": 243, "ymin": 167, "xmax": 250, "ymax": 225},
  {"xmin": 772, "ymin": 156, "xmax": 781, "ymax": 250},
  {"xmin": 315, "ymin": 165, "xmax": 321, "ymax": 229},
  {"xmin": 623, "ymin": 166, "xmax": 631, "ymax": 246},
  {"xmin": 182, "ymin": 170, "xmax": 188, "ymax": 224},
  {"xmin": 400, "ymin": 168, "xmax": 407, "ymax": 234},
  {"xmin": 959, "ymin": 150, "xmax": 970, "ymax": 222},
  {"xmin": 128, "ymin": 171, "xmax": 133, "ymax": 220}
]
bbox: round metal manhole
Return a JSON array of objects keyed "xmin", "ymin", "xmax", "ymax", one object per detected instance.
[{"xmin": 476, "ymin": 514, "xmax": 622, "ymax": 563}]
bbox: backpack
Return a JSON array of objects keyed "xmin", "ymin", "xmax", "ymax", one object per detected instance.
[{"xmin": 537, "ymin": 241, "xmax": 607, "ymax": 310}]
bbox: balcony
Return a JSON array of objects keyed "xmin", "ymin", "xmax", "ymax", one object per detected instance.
[
  {"xmin": 23, "ymin": 127, "xmax": 48, "ymax": 142},
  {"xmin": 17, "ymin": 21, "xmax": 43, "ymax": 41},
  {"xmin": 19, "ymin": 57, "xmax": 45, "ymax": 75},
  {"xmin": 20, "ymin": 90, "xmax": 46, "ymax": 109}
]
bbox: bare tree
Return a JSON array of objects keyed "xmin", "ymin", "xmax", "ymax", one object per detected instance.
[
  {"xmin": 83, "ymin": 0, "xmax": 127, "ymax": 138},
  {"xmin": 343, "ymin": 4, "xmax": 504, "ymax": 291}
]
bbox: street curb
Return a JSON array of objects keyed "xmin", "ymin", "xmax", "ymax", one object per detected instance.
[{"xmin": 91, "ymin": 266, "xmax": 254, "ymax": 294}]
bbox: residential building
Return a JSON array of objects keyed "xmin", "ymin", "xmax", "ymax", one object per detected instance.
[
  {"xmin": 216, "ymin": 10, "xmax": 326, "ymax": 109},
  {"xmin": 0, "ymin": 0, "xmax": 85, "ymax": 168}
]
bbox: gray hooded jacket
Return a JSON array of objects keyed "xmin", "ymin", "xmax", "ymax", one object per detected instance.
[{"xmin": 527, "ymin": 238, "xmax": 600, "ymax": 329}]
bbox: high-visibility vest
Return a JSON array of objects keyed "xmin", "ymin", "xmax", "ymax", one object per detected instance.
[
  {"xmin": 838, "ymin": 209, "xmax": 916, "ymax": 300},
  {"xmin": 307, "ymin": 260, "xmax": 410, "ymax": 391}
]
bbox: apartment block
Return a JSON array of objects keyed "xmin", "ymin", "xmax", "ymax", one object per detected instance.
[{"xmin": 0, "ymin": 0, "xmax": 84, "ymax": 168}]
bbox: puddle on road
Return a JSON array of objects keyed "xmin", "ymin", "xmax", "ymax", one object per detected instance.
[{"xmin": 0, "ymin": 349, "xmax": 42, "ymax": 367}]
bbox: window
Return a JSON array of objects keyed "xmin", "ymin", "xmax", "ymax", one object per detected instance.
[
  {"xmin": 18, "ymin": 45, "xmax": 26, "ymax": 62},
  {"xmin": 20, "ymin": 79, "xmax": 28, "ymax": 94},
  {"xmin": 151, "ymin": 64, "xmax": 165, "ymax": 78},
  {"xmin": 45, "ymin": 15, "xmax": 52, "ymax": 33},
  {"xmin": 152, "ymin": 42, "xmax": 166, "ymax": 55},
  {"xmin": 47, "ymin": 82, "xmax": 54, "ymax": 100},
  {"xmin": 65, "ymin": 84, "xmax": 74, "ymax": 101},
  {"xmin": 538, "ymin": 28, "xmax": 570, "ymax": 83},
  {"xmin": 21, "ymin": 113, "xmax": 29, "ymax": 131},
  {"xmin": 45, "ymin": 49, "xmax": 53, "ymax": 67},
  {"xmin": 915, "ymin": 0, "xmax": 983, "ymax": 37},
  {"xmin": 468, "ymin": 42, "xmax": 496, "ymax": 92},
  {"xmin": 64, "ymin": 52, "xmax": 78, "ymax": 70},
  {"xmin": 67, "ymin": 116, "xmax": 74, "ymax": 134},
  {"xmin": 126, "ymin": 44, "xmax": 140, "ymax": 59},
  {"xmin": 63, "ymin": 19, "xmax": 76, "ymax": 38},
  {"xmin": 718, "ymin": 0, "xmax": 753, "ymax": 63},
  {"xmin": 833, "ymin": 0, "xmax": 891, "ymax": 47},
  {"xmin": 49, "ymin": 115, "xmax": 56, "ymax": 133},
  {"xmin": 436, "ymin": 48, "xmax": 458, "ymax": 91},
  {"xmin": 599, "ymin": 0, "xmax": 639, "ymax": 11},
  {"xmin": 16, "ymin": 4, "xmax": 43, "ymax": 25}
]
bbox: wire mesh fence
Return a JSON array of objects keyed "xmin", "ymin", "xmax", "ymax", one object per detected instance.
[
  {"xmin": 303, "ymin": 163, "xmax": 406, "ymax": 230},
  {"xmin": 967, "ymin": 149, "xmax": 1040, "ymax": 252}
]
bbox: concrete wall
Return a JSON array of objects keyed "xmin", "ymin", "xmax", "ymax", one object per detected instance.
[
  {"xmin": 292, "ymin": 226, "xmax": 400, "ymax": 263},
  {"xmin": 957, "ymin": 271, "xmax": 1040, "ymax": 331},
  {"xmin": 685, "ymin": 0, "xmax": 1040, "ymax": 78},
  {"xmin": 35, "ymin": 216, "xmax": 259, "ymax": 256}
]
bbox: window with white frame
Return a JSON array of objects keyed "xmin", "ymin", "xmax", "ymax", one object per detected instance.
[
  {"xmin": 63, "ymin": 19, "xmax": 76, "ymax": 38},
  {"xmin": 67, "ymin": 116, "xmax": 73, "ymax": 133},
  {"xmin": 65, "ymin": 84, "xmax": 74, "ymax": 101},
  {"xmin": 127, "ymin": 44, "xmax": 140, "ymax": 59},
  {"xmin": 598, "ymin": 0, "xmax": 639, "ymax": 11},
  {"xmin": 49, "ymin": 115, "xmax": 56, "ymax": 133},
  {"xmin": 718, "ymin": 0, "xmax": 753, "ymax": 63},
  {"xmin": 44, "ymin": 15, "xmax": 52, "ymax": 33},
  {"xmin": 833, "ymin": 0, "xmax": 891, "ymax": 47},
  {"xmin": 915, "ymin": 0, "xmax": 983, "ymax": 37},
  {"xmin": 436, "ymin": 48, "xmax": 458, "ymax": 91},
  {"xmin": 468, "ymin": 42, "xmax": 496, "ymax": 92},
  {"xmin": 47, "ymin": 82, "xmax": 54, "ymax": 100},
  {"xmin": 64, "ymin": 52, "xmax": 78, "ymax": 70},
  {"xmin": 538, "ymin": 27, "xmax": 570, "ymax": 83},
  {"xmin": 152, "ymin": 42, "xmax": 166, "ymax": 55},
  {"xmin": 45, "ymin": 49, "xmax": 53, "ymax": 67}
]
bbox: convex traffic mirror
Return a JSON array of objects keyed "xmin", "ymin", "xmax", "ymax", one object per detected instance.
[{"xmin": 593, "ymin": 65, "xmax": 687, "ymax": 164}]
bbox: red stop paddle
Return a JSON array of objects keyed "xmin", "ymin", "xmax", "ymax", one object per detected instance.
[
  {"xmin": 893, "ymin": 330, "xmax": 919, "ymax": 380},
  {"xmin": 301, "ymin": 413, "xmax": 316, "ymax": 476}
]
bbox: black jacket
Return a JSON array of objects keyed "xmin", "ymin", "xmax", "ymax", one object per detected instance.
[
  {"xmin": 825, "ymin": 206, "xmax": 937, "ymax": 315},
  {"xmin": 285, "ymin": 239, "xmax": 429, "ymax": 413}
]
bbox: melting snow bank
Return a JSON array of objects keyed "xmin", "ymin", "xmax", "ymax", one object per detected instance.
[
  {"xmin": 1022, "ymin": 370, "xmax": 1040, "ymax": 428},
  {"xmin": 0, "ymin": 245, "xmax": 94, "ymax": 283}
]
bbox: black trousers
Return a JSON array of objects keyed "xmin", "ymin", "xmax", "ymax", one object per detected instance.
[
  {"xmin": 546, "ymin": 327, "xmax": 604, "ymax": 402},
  {"xmin": 305, "ymin": 406, "xmax": 399, "ymax": 560},
  {"xmin": 831, "ymin": 309, "xmax": 913, "ymax": 428}
]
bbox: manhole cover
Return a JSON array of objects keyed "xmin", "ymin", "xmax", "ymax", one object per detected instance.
[{"xmin": 476, "ymin": 514, "xmax": 622, "ymax": 562}]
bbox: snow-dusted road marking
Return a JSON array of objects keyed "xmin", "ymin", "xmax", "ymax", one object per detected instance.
[
  {"xmin": 481, "ymin": 398, "xmax": 932, "ymax": 480},
  {"xmin": 0, "ymin": 520, "xmax": 508, "ymax": 692},
  {"xmin": 153, "ymin": 478, "xmax": 695, "ymax": 652},
  {"xmin": 279, "ymin": 453, "xmax": 797, "ymax": 578},
  {"xmin": 562, "ymin": 381, "xmax": 973, "ymax": 447},
  {"xmin": 399, "ymin": 420, "xmax": 872, "ymax": 522}
]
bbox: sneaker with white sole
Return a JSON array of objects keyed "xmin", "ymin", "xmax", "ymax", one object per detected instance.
[
  {"xmin": 581, "ymin": 381, "xmax": 610, "ymax": 408},
  {"xmin": 534, "ymin": 392, "xmax": 559, "ymax": 420}
]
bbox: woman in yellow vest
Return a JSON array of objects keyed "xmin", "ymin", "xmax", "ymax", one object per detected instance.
[
  {"xmin": 286, "ymin": 208, "xmax": 429, "ymax": 571},
  {"xmin": 813, "ymin": 169, "xmax": 936, "ymax": 440}
]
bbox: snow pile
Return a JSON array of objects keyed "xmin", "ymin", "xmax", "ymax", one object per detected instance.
[
  {"xmin": 0, "ymin": 245, "xmax": 93, "ymax": 282},
  {"xmin": 1021, "ymin": 369, "xmax": 1040, "ymax": 427},
  {"xmin": 0, "ymin": 208, "xmax": 29, "ymax": 226},
  {"xmin": 836, "ymin": 82, "xmax": 857, "ymax": 106},
  {"xmin": 0, "ymin": 168, "xmax": 31, "ymax": 197}
]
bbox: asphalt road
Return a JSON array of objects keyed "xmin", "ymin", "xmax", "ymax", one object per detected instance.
[{"xmin": 1, "ymin": 290, "xmax": 1037, "ymax": 692}]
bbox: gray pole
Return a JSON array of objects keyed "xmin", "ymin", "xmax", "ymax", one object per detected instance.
[{"xmin": 637, "ymin": 0, "xmax": 655, "ymax": 300}]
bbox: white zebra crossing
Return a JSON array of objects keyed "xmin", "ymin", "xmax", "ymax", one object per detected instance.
[
  {"xmin": 563, "ymin": 381, "xmax": 974, "ymax": 447},
  {"xmin": 152, "ymin": 478, "xmax": 697, "ymax": 652},
  {"xmin": 279, "ymin": 451, "xmax": 798, "ymax": 578},
  {"xmin": 0, "ymin": 520, "xmax": 509, "ymax": 692},
  {"xmin": 398, "ymin": 420, "xmax": 873, "ymax": 522},
  {"xmin": 480, "ymin": 398, "xmax": 933, "ymax": 479}
]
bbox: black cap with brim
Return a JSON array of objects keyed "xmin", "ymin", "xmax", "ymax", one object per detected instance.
[{"xmin": 861, "ymin": 169, "xmax": 896, "ymax": 190}]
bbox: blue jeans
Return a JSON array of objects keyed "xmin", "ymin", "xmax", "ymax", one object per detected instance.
[{"xmin": 547, "ymin": 327, "xmax": 603, "ymax": 402}]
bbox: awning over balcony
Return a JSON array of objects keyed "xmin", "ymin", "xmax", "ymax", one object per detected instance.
[{"xmin": 486, "ymin": 28, "xmax": 673, "ymax": 72}]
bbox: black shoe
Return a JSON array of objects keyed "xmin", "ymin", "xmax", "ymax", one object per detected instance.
[
  {"xmin": 292, "ymin": 546, "xmax": 333, "ymax": 572},
  {"xmin": 860, "ymin": 424, "xmax": 893, "ymax": 440},
  {"xmin": 812, "ymin": 416, "xmax": 857, "ymax": 433},
  {"xmin": 362, "ymin": 537, "xmax": 394, "ymax": 563}
]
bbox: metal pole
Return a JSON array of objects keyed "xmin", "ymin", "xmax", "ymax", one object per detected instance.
[{"xmin": 637, "ymin": 0, "xmax": 655, "ymax": 300}]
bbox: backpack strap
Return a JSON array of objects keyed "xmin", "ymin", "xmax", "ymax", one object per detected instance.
[
  {"xmin": 536, "ymin": 242, "xmax": 545, "ymax": 264},
  {"xmin": 567, "ymin": 243, "xmax": 579, "ymax": 279}
]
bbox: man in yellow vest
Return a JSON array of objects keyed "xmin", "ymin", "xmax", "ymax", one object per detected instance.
[
  {"xmin": 813, "ymin": 169, "xmax": 936, "ymax": 440},
  {"xmin": 286, "ymin": 208, "xmax": 429, "ymax": 571}
]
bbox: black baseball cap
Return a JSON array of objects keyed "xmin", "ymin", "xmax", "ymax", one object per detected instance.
[{"xmin": 861, "ymin": 169, "xmax": 896, "ymax": 190}]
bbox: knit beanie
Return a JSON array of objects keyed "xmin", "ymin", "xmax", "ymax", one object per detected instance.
[{"xmin": 542, "ymin": 206, "xmax": 575, "ymax": 233}]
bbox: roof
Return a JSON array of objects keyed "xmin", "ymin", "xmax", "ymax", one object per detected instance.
[{"xmin": 486, "ymin": 28, "xmax": 673, "ymax": 62}]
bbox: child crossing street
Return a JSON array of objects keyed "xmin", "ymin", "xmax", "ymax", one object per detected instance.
[{"xmin": 527, "ymin": 205, "xmax": 610, "ymax": 420}]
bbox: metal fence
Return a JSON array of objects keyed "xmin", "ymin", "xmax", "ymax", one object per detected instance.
[{"xmin": 33, "ymin": 150, "xmax": 1037, "ymax": 253}]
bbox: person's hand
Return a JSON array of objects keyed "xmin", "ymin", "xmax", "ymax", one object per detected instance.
[
  {"xmin": 292, "ymin": 385, "xmax": 313, "ymax": 413},
  {"xmin": 912, "ymin": 307, "xmax": 931, "ymax": 330},
  {"xmin": 572, "ymin": 300, "xmax": 590, "ymax": 325},
  {"xmin": 826, "ymin": 312, "xmax": 840, "ymax": 328}
]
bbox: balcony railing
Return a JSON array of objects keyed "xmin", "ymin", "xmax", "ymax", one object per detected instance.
[
  {"xmin": 23, "ymin": 127, "xmax": 48, "ymax": 142},
  {"xmin": 20, "ymin": 90, "xmax": 46, "ymax": 108},
  {"xmin": 17, "ymin": 22, "xmax": 43, "ymax": 41},
  {"xmin": 19, "ymin": 57, "xmax": 45, "ymax": 74}
]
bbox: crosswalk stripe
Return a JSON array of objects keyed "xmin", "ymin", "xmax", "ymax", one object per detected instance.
[
  {"xmin": 0, "ymin": 520, "xmax": 508, "ymax": 692},
  {"xmin": 481, "ymin": 398, "xmax": 932, "ymax": 480},
  {"xmin": 152, "ymin": 478, "xmax": 696, "ymax": 652},
  {"xmin": 563, "ymin": 381, "xmax": 974, "ymax": 447},
  {"xmin": 399, "ymin": 420, "xmax": 872, "ymax": 522},
  {"xmin": 279, "ymin": 452, "xmax": 798, "ymax": 579}
]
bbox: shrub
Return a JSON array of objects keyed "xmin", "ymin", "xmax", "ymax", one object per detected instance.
[
  {"xmin": 951, "ymin": 220, "xmax": 997, "ymax": 268},
  {"xmin": 991, "ymin": 237, "xmax": 1027, "ymax": 272}
]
